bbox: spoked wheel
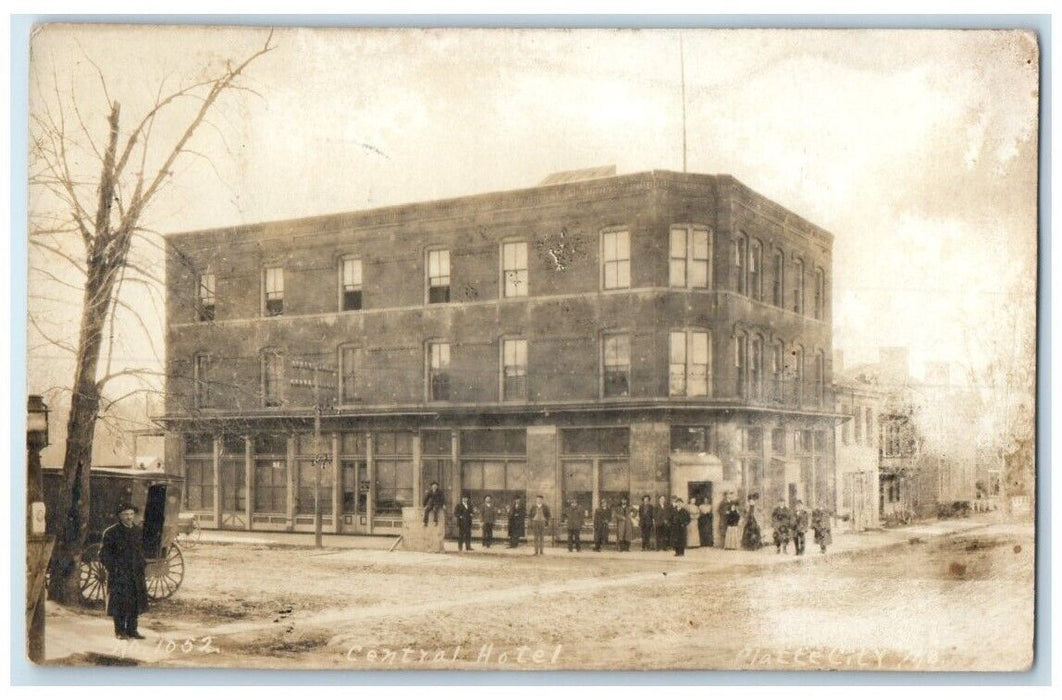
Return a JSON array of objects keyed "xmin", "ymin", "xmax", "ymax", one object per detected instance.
[
  {"xmin": 78, "ymin": 543, "xmax": 107, "ymax": 605},
  {"xmin": 145, "ymin": 543, "xmax": 184, "ymax": 600}
]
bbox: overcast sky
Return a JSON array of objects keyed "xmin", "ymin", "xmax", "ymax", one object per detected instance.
[{"xmin": 26, "ymin": 25, "xmax": 1039, "ymax": 460}]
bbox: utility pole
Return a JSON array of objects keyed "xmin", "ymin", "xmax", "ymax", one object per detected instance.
[{"xmin": 291, "ymin": 360, "xmax": 337, "ymax": 549}]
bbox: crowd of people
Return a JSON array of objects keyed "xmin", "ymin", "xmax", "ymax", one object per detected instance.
[{"xmin": 424, "ymin": 482, "xmax": 833, "ymax": 557}]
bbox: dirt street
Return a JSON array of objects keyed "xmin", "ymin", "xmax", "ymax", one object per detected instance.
[{"xmin": 53, "ymin": 521, "xmax": 1034, "ymax": 671}]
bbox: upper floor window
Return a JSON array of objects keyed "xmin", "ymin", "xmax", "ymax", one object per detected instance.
[
  {"xmin": 428, "ymin": 341, "xmax": 451, "ymax": 401},
  {"xmin": 502, "ymin": 338, "xmax": 528, "ymax": 401},
  {"xmin": 770, "ymin": 341, "xmax": 784, "ymax": 402},
  {"xmin": 197, "ymin": 272, "xmax": 216, "ymax": 322},
  {"xmin": 427, "ymin": 249, "xmax": 451, "ymax": 304},
  {"xmin": 750, "ymin": 335, "xmax": 764, "ymax": 400},
  {"xmin": 602, "ymin": 333, "xmax": 630, "ymax": 397},
  {"xmin": 813, "ymin": 267, "xmax": 826, "ymax": 320},
  {"xmin": 794, "ymin": 346, "xmax": 805, "ymax": 406},
  {"xmin": 854, "ymin": 403, "xmax": 864, "ymax": 444},
  {"xmin": 884, "ymin": 422, "xmax": 903, "ymax": 457},
  {"xmin": 669, "ymin": 330, "xmax": 710, "ymax": 397},
  {"xmin": 734, "ymin": 331, "xmax": 748, "ymax": 398},
  {"xmin": 193, "ymin": 352, "xmax": 212, "ymax": 408},
  {"xmin": 502, "ymin": 241, "xmax": 529, "ymax": 298},
  {"xmin": 339, "ymin": 345, "xmax": 358, "ymax": 404},
  {"xmin": 340, "ymin": 257, "xmax": 363, "ymax": 311},
  {"xmin": 602, "ymin": 230, "xmax": 630, "ymax": 290},
  {"xmin": 735, "ymin": 235, "xmax": 747, "ymax": 295},
  {"xmin": 669, "ymin": 225, "xmax": 710, "ymax": 289},
  {"xmin": 865, "ymin": 407, "xmax": 874, "ymax": 447},
  {"xmin": 749, "ymin": 240, "xmax": 763, "ymax": 301},
  {"xmin": 815, "ymin": 351, "xmax": 826, "ymax": 405},
  {"xmin": 261, "ymin": 349, "xmax": 283, "ymax": 407},
  {"xmin": 264, "ymin": 266, "xmax": 284, "ymax": 316},
  {"xmin": 792, "ymin": 258, "xmax": 805, "ymax": 315},
  {"xmin": 772, "ymin": 250, "xmax": 785, "ymax": 307}
]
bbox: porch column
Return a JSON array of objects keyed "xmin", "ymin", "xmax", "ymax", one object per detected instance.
[
  {"xmin": 412, "ymin": 432, "xmax": 423, "ymax": 508},
  {"xmin": 212, "ymin": 435, "xmax": 221, "ymax": 527},
  {"xmin": 286, "ymin": 434, "xmax": 296, "ymax": 532},
  {"xmin": 450, "ymin": 429, "xmax": 460, "ymax": 511},
  {"xmin": 244, "ymin": 436, "xmax": 253, "ymax": 530},
  {"xmin": 331, "ymin": 432, "xmax": 341, "ymax": 534},
  {"xmin": 366, "ymin": 432, "xmax": 375, "ymax": 534}
]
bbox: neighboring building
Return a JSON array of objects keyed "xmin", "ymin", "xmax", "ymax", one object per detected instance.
[
  {"xmin": 845, "ymin": 349, "xmax": 978, "ymax": 522},
  {"xmin": 833, "ymin": 352, "xmax": 882, "ymax": 531},
  {"xmin": 161, "ymin": 169, "xmax": 838, "ymax": 540}
]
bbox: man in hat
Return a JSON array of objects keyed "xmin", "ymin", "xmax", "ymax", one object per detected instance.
[
  {"xmin": 771, "ymin": 498, "xmax": 793, "ymax": 554},
  {"xmin": 638, "ymin": 495, "xmax": 655, "ymax": 551},
  {"xmin": 654, "ymin": 494, "xmax": 671, "ymax": 551},
  {"xmin": 99, "ymin": 503, "xmax": 149, "ymax": 639},
  {"xmin": 563, "ymin": 497, "xmax": 585, "ymax": 552},
  {"xmin": 592, "ymin": 498, "xmax": 611, "ymax": 552},
  {"xmin": 454, "ymin": 494, "xmax": 475, "ymax": 551},
  {"xmin": 422, "ymin": 481, "xmax": 445, "ymax": 526},
  {"xmin": 528, "ymin": 495, "xmax": 551, "ymax": 555},
  {"xmin": 792, "ymin": 499, "xmax": 810, "ymax": 556},
  {"xmin": 480, "ymin": 495, "xmax": 497, "ymax": 548}
]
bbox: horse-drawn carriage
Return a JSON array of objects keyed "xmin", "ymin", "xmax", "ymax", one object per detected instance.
[{"xmin": 42, "ymin": 466, "xmax": 187, "ymax": 604}]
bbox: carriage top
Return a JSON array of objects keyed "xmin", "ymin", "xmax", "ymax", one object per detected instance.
[{"xmin": 41, "ymin": 465, "xmax": 185, "ymax": 551}]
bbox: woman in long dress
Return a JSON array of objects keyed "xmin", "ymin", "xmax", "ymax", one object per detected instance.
[
  {"xmin": 686, "ymin": 499, "xmax": 700, "ymax": 548},
  {"xmin": 741, "ymin": 495, "xmax": 763, "ymax": 550},
  {"xmin": 722, "ymin": 494, "xmax": 742, "ymax": 550},
  {"xmin": 697, "ymin": 497, "xmax": 714, "ymax": 548}
]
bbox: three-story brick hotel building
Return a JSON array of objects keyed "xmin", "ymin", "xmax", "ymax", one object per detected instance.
[{"xmin": 162, "ymin": 169, "xmax": 837, "ymax": 541}]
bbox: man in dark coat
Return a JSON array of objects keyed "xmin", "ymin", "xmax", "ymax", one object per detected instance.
[
  {"xmin": 771, "ymin": 498, "xmax": 793, "ymax": 554},
  {"xmin": 638, "ymin": 495, "xmax": 655, "ymax": 551},
  {"xmin": 528, "ymin": 495, "xmax": 551, "ymax": 555},
  {"xmin": 563, "ymin": 498, "xmax": 586, "ymax": 552},
  {"xmin": 654, "ymin": 495, "xmax": 671, "ymax": 551},
  {"xmin": 480, "ymin": 495, "xmax": 497, "ymax": 548},
  {"xmin": 454, "ymin": 494, "xmax": 475, "ymax": 551},
  {"xmin": 792, "ymin": 500, "xmax": 810, "ymax": 556},
  {"xmin": 422, "ymin": 481, "xmax": 445, "ymax": 526},
  {"xmin": 99, "ymin": 503, "xmax": 149, "ymax": 639},
  {"xmin": 613, "ymin": 497, "xmax": 634, "ymax": 552},
  {"xmin": 812, "ymin": 506, "xmax": 833, "ymax": 554},
  {"xmin": 592, "ymin": 499, "xmax": 611, "ymax": 552},
  {"xmin": 507, "ymin": 496, "xmax": 526, "ymax": 548},
  {"xmin": 670, "ymin": 497, "xmax": 692, "ymax": 556}
]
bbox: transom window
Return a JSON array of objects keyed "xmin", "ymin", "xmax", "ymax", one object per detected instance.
[
  {"xmin": 602, "ymin": 333, "xmax": 631, "ymax": 397},
  {"xmin": 502, "ymin": 241, "xmax": 529, "ymax": 298},
  {"xmin": 264, "ymin": 266, "xmax": 284, "ymax": 316},
  {"xmin": 427, "ymin": 249, "xmax": 451, "ymax": 303},
  {"xmin": 669, "ymin": 330, "xmax": 710, "ymax": 397},
  {"xmin": 502, "ymin": 338, "xmax": 528, "ymax": 401},
  {"xmin": 602, "ymin": 230, "xmax": 630, "ymax": 290},
  {"xmin": 669, "ymin": 225, "xmax": 711, "ymax": 289},
  {"xmin": 428, "ymin": 341, "xmax": 451, "ymax": 401},
  {"xmin": 197, "ymin": 272, "xmax": 215, "ymax": 322},
  {"xmin": 340, "ymin": 257, "xmax": 363, "ymax": 311}
]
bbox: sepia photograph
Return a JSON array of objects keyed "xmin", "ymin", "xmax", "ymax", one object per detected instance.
[{"xmin": 21, "ymin": 23, "xmax": 1039, "ymax": 673}]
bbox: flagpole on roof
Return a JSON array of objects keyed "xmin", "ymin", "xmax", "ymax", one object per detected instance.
[{"xmin": 680, "ymin": 31, "xmax": 687, "ymax": 173}]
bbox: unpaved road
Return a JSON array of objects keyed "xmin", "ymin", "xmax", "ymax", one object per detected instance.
[{"xmin": 60, "ymin": 521, "xmax": 1035, "ymax": 671}]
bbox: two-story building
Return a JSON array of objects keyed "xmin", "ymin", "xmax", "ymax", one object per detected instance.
[{"xmin": 161, "ymin": 169, "xmax": 838, "ymax": 542}]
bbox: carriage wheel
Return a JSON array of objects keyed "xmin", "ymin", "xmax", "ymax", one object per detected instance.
[
  {"xmin": 78, "ymin": 543, "xmax": 107, "ymax": 605},
  {"xmin": 145, "ymin": 543, "xmax": 184, "ymax": 600}
]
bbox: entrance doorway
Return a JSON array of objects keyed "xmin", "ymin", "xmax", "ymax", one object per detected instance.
[{"xmin": 687, "ymin": 481, "xmax": 713, "ymax": 507}]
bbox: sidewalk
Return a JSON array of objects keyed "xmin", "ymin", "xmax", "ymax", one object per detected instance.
[{"xmin": 193, "ymin": 513, "xmax": 1000, "ymax": 564}]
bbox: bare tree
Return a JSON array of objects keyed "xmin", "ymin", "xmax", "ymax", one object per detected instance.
[{"xmin": 30, "ymin": 30, "xmax": 275, "ymax": 604}]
